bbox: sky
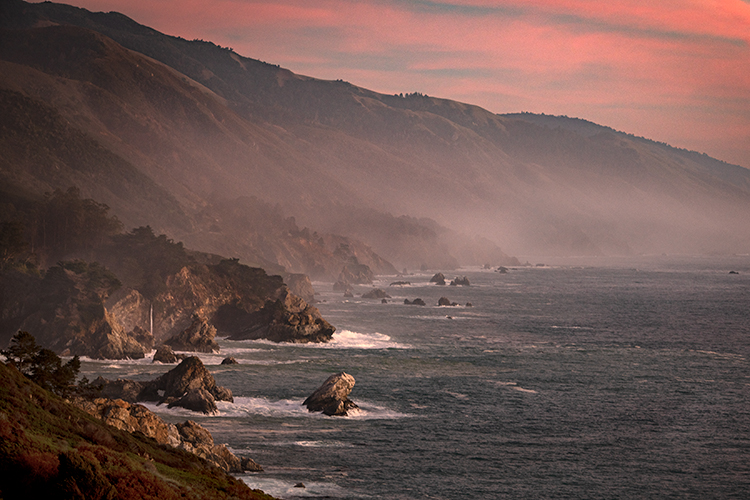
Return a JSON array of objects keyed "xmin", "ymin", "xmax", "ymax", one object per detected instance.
[{"xmin": 64, "ymin": 0, "xmax": 750, "ymax": 168}]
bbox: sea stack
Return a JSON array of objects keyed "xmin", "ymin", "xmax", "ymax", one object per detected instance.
[{"xmin": 303, "ymin": 372, "xmax": 358, "ymax": 416}]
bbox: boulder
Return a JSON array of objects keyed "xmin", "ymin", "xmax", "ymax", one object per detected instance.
[
  {"xmin": 389, "ymin": 281, "xmax": 411, "ymax": 286},
  {"xmin": 438, "ymin": 297, "xmax": 458, "ymax": 306},
  {"xmin": 430, "ymin": 273, "xmax": 446, "ymax": 285},
  {"xmin": 362, "ymin": 288, "xmax": 390, "ymax": 299},
  {"xmin": 153, "ymin": 344, "xmax": 180, "ymax": 363},
  {"xmin": 303, "ymin": 372, "xmax": 359, "ymax": 416},
  {"xmin": 404, "ymin": 298, "xmax": 426, "ymax": 306},
  {"xmin": 496, "ymin": 266, "xmax": 509, "ymax": 274},
  {"xmin": 167, "ymin": 388, "xmax": 217, "ymax": 414},
  {"xmin": 164, "ymin": 314, "xmax": 220, "ymax": 353},
  {"xmin": 450, "ymin": 276, "xmax": 471, "ymax": 286},
  {"xmin": 221, "ymin": 356, "xmax": 239, "ymax": 365}
]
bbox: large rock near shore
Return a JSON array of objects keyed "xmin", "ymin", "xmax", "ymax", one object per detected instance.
[
  {"xmin": 149, "ymin": 356, "xmax": 233, "ymax": 413},
  {"xmin": 226, "ymin": 289, "xmax": 335, "ymax": 343},
  {"xmin": 95, "ymin": 356, "xmax": 233, "ymax": 414},
  {"xmin": 303, "ymin": 372, "xmax": 359, "ymax": 416}
]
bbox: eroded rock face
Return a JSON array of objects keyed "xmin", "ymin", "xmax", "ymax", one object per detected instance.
[
  {"xmin": 74, "ymin": 397, "xmax": 180, "ymax": 447},
  {"xmin": 164, "ymin": 314, "xmax": 220, "ymax": 353},
  {"xmin": 72, "ymin": 398, "xmax": 260, "ymax": 472},
  {"xmin": 303, "ymin": 372, "xmax": 358, "ymax": 416},
  {"xmin": 226, "ymin": 289, "xmax": 335, "ymax": 343}
]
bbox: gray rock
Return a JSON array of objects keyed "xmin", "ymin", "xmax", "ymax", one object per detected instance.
[
  {"xmin": 221, "ymin": 356, "xmax": 239, "ymax": 365},
  {"xmin": 404, "ymin": 298, "xmax": 426, "ymax": 306}
]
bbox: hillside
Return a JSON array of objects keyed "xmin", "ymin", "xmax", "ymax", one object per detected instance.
[
  {"xmin": 0, "ymin": 360, "xmax": 274, "ymax": 499},
  {"xmin": 1, "ymin": 0, "xmax": 749, "ymax": 260}
]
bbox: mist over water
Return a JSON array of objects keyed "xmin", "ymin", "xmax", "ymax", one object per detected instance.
[{"xmin": 80, "ymin": 256, "xmax": 750, "ymax": 499}]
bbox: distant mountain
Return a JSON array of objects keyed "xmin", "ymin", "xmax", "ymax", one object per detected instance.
[{"xmin": 2, "ymin": 0, "xmax": 749, "ymax": 262}]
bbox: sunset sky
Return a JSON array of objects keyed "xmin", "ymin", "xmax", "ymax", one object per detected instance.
[{"xmin": 64, "ymin": 0, "xmax": 750, "ymax": 168}]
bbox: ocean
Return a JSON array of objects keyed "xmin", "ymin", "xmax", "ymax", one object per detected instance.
[{"xmin": 79, "ymin": 255, "xmax": 750, "ymax": 499}]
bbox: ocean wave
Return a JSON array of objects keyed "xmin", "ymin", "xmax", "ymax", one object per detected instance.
[
  {"xmin": 319, "ymin": 330, "xmax": 410, "ymax": 349},
  {"xmin": 495, "ymin": 381, "xmax": 538, "ymax": 394},
  {"xmin": 220, "ymin": 330, "xmax": 409, "ymax": 350},
  {"xmin": 239, "ymin": 476, "xmax": 366, "ymax": 499}
]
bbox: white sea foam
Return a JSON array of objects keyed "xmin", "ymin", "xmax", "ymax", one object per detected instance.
[
  {"xmin": 320, "ymin": 329, "xmax": 409, "ymax": 349},
  {"xmin": 239, "ymin": 476, "xmax": 363, "ymax": 499},
  {"xmin": 495, "ymin": 381, "xmax": 538, "ymax": 394}
]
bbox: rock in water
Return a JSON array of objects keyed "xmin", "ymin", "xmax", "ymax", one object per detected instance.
[
  {"xmin": 153, "ymin": 344, "xmax": 179, "ymax": 363},
  {"xmin": 362, "ymin": 288, "xmax": 390, "ymax": 299},
  {"xmin": 148, "ymin": 356, "xmax": 233, "ymax": 413},
  {"xmin": 430, "ymin": 272, "xmax": 446, "ymax": 285},
  {"xmin": 303, "ymin": 372, "xmax": 359, "ymax": 416},
  {"xmin": 226, "ymin": 289, "xmax": 335, "ymax": 343}
]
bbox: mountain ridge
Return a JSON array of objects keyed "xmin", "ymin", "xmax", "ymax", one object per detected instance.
[{"xmin": 2, "ymin": 0, "xmax": 749, "ymax": 262}]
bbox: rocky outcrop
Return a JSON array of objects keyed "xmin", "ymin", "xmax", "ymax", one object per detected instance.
[
  {"xmin": 72, "ymin": 397, "xmax": 261, "ymax": 473},
  {"xmin": 430, "ymin": 273, "xmax": 446, "ymax": 285},
  {"xmin": 226, "ymin": 289, "xmax": 335, "ymax": 343},
  {"xmin": 303, "ymin": 372, "xmax": 359, "ymax": 416},
  {"xmin": 148, "ymin": 356, "xmax": 233, "ymax": 413},
  {"xmin": 153, "ymin": 344, "xmax": 184, "ymax": 363},
  {"xmin": 450, "ymin": 276, "xmax": 471, "ymax": 286},
  {"xmin": 95, "ymin": 357, "xmax": 233, "ymax": 414},
  {"xmin": 164, "ymin": 314, "xmax": 220, "ymax": 353},
  {"xmin": 438, "ymin": 297, "xmax": 459, "ymax": 306},
  {"xmin": 362, "ymin": 288, "xmax": 390, "ymax": 299},
  {"xmin": 74, "ymin": 397, "xmax": 181, "ymax": 447},
  {"xmin": 404, "ymin": 298, "xmax": 426, "ymax": 306},
  {"xmin": 221, "ymin": 357, "xmax": 239, "ymax": 365}
]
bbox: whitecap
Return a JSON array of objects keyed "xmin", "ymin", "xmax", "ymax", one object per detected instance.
[{"xmin": 239, "ymin": 476, "xmax": 364, "ymax": 499}]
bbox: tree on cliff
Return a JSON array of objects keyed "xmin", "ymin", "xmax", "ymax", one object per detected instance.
[{"xmin": 1, "ymin": 331, "xmax": 80, "ymax": 397}]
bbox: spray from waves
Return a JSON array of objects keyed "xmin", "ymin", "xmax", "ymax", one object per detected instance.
[{"xmin": 319, "ymin": 329, "xmax": 409, "ymax": 349}]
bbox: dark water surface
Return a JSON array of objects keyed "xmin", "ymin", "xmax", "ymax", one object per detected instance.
[{"xmin": 80, "ymin": 256, "xmax": 750, "ymax": 499}]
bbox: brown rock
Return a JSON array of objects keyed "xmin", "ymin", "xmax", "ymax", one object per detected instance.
[{"xmin": 303, "ymin": 372, "xmax": 359, "ymax": 416}]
